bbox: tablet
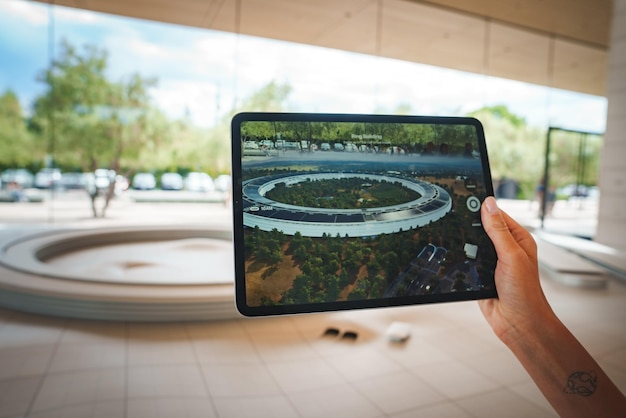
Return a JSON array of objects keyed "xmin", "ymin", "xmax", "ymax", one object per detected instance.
[{"xmin": 231, "ymin": 112, "xmax": 497, "ymax": 316}]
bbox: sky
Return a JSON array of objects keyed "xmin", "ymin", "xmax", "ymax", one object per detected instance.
[{"xmin": 0, "ymin": 0, "xmax": 608, "ymax": 133}]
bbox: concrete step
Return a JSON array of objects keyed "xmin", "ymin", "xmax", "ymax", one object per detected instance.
[
  {"xmin": 534, "ymin": 234, "xmax": 610, "ymax": 288},
  {"xmin": 534, "ymin": 230, "xmax": 626, "ymax": 287}
]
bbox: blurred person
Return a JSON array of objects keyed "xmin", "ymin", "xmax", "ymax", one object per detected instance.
[
  {"xmin": 463, "ymin": 142, "xmax": 474, "ymax": 158},
  {"xmin": 7, "ymin": 180, "xmax": 25, "ymax": 202},
  {"xmin": 535, "ymin": 178, "xmax": 556, "ymax": 218},
  {"xmin": 422, "ymin": 141, "xmax": 435, "ymax": 155}
]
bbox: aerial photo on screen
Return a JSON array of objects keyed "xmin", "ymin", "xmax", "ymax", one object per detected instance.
[{"xmin": 239, "ymin": 120, "xmax": 496, "ymax": 307}]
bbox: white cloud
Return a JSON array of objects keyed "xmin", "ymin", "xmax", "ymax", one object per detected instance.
[
  {"xmin": 150, "ymin": 80, "xmax": 221, "ymax": 125},
  {"xmin": 546, "ymin": 91, "xmax": 607, "ymax": 133},
  {"xmin": 54, "ymin": 6, "xmax": 102, "ymax": 24},
  {"xmin": 2, "ymin": 0, "xmax": 48, "ymax": 25},
  {"xmin": 126, "ymin": 37, "xmax": 172, "ymax": 59},
  {"xmin": 2, "ymin": 0, "xmax": 102, "ymax": 26}
]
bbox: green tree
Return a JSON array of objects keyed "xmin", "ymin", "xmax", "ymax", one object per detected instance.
[
  {"xmin": 0, "ymin": 90, "xmax": 35, "ymax": 167},
  {"xmin": 371, "ymin": 274, "xmax": 387, "ymax": 297},
  {"xmin": 452, "ymin": 272, "xmax": 466, "ymax": 292},
  {"xmin": 380, "ymin": 250, "xmax": 399, "ymax": 279},
  {"xmin": 348, "ymin": 280, "xmax": 369, "ymax": 301},
  {"xmin": 33, "ymin": 40, "xmax": 159, "ymax": 173},
  {"xmin": 474, "ymin": 105, "xmax": 526, "ymax": 127},
  {"xmin": 27, "ymin": 39, "xmax": 294, "ymax": 210},
  {"xmin": 469, "ymin": 105, "xmax": 544, "ymax": 199},
  {"xmin": 283, "ymin": 273, "xmax": 311, "ymax": 304},
  {"xmin": 188, "ymin": 80, "xmax": 292, "ymax": 176},
  {"xmin": 31, "ymin": 40, "xmax": 161, "ymax": 216},
  {"xmin": 235, "ymin": 81, "xmax": 291, "ymax": 113},
  {"xmin": 324, "ymin": 274, "xmax": 341, "ymax": 302},
  {"xmin": 548, "ymin": 130, "xmax": 602, "ymax": 192}
]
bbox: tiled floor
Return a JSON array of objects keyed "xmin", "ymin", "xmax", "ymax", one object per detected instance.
[{"xmin": 1, "ymin": 275, "xmax": 625, "ymax": 418}]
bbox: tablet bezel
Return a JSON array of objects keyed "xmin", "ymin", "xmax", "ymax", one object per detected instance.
[{"xmin": 231, "ymin": 112, "xmax": 497, "ymax": 317}]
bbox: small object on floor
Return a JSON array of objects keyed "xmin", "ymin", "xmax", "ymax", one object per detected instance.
[
  {"xmin": 341, "ymin": 330, "xmax": 358, "ymax": 341},
  {"xmin": 321, "ymin": 327, "xmax": 358, "ymax": 341},
  {"xmin": 386, "ymin": 321, "xmax": 411, "ymax": 343},
  {"xmin": 322, "ymin": 327, "xmax": 341, "ymax": 337}
]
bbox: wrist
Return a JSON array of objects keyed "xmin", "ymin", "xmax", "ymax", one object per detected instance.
[
  {"xmin": 496, "ymin": 307, "xmax": 626, "ymax": 417},
  {"xmin": 497, "ymin": 305, "xmax": 562, "ymax": 351}
]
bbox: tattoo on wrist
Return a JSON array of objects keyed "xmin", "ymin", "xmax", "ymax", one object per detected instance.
[{"xmin": 564, "ymin": 371, "xmax": 597, "ymax": 397}]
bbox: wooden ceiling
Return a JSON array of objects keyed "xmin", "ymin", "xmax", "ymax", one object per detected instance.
[{"xmin": 36, "ymin": 0, "xmax": 612, "ymax": 96}]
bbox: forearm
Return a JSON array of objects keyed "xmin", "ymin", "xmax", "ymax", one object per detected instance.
[
  {"xmin": 503, "ymin": 313, "xmax": 626, "ymax": 417},
  {"xmin": 479, "ymin": 199, "xmax": 625, "ymax": 415}
]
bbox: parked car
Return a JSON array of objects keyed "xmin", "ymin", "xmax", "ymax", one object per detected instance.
[
  {"xmin": 160, "ymin": 172, "xmax": 184, "ymax": 190},
  {"xmin": 132, "ymin": 172, "xmax": 157, "ymax": 190},
  {"xmin": 34, "ymin": 168, "xmax": 62, "ymax": 189},
  {"xmin": 185, "ymin": 172, "xmax": 214, "ymax": 192},
  {"xmin": 345, "ymin": 143, "xmax": 358, "ymax": 152},
  {"xmin": 94, "ymin": 169, "xmax": 116, "ymax": 190},
  {"xmin": 557, "ymin": 184, "xmax": 592, "ymax": 199},
  {"xmin": 115, "ymin": 175, "xmax": 129, "ymax": 193},
  {"xmin": 60, "ymin": 172, "xmax": 87, "ymax": 190},
  {"xmin": 214, "ymin": 174, "xmax": 232, "ymax": 192},
  {"xmin": 1, "ymin": 168, "xmax": 34, "ymax": 189}
]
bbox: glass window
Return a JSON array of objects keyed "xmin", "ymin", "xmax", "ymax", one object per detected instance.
[{"xmin": 0, "ymin": 0, "xmax": 607, "ymax": 233}]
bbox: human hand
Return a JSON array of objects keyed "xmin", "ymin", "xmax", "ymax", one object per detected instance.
[
  {"xmin": 478, "ymin": 197, "xmax": 555, "ymax": 345},
  {"xmin": 478, "ymin": 197, "xmax": 626, "ymax": 416}
]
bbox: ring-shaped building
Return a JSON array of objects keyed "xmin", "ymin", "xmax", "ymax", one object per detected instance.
[{"xmin": 242, "ymin": 172, "xmax": 452, "ymax": 237}]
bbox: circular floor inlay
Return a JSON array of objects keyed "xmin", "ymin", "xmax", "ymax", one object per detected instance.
[
  {"xmin": 45, "ymin": 238, "xmax": 233, "ymax": 284},
  {"xmin": 1, "ymin": 226, "xmax": 234, "ymax": 285},
  {"xmin": 0, "ymin": 226, "xmax": 238, "ymax": 320}
]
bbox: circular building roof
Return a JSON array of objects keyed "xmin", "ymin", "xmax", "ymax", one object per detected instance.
[{"xmin": 242, "ymin": 172, "xmax": 452, "ymax": 237}]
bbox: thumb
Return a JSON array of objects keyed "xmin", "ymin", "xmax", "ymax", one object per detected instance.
[
  {"xmin": 481, "ymin": 196, "xmax": 537, "ymax": 263},
  {"xmin": 481, "ymin": 197, "xmax": 517, "ymax": 258}
]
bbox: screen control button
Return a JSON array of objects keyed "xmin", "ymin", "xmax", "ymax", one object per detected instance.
[{"xmin": 466, "ymin": 196, "xmax": 481, "ymax": 212}]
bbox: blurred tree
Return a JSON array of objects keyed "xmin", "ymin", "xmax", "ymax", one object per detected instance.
[
  {"xmin": 0, "ymin": 90, "xmax": 35, "ymax": 168},
  {"xmin": 27, "ymin": 40, "xmax": 294, "ymax": 192},
  {"xmin": 475, "ymin": 104, "xmax": 526, "ymax": 127},
  {"xmin": 548, "ymin": 130, "xmax": 602, "ymax": 193},
  {"xmin": 469, "ymin": 105, "xmax": 544, "ymax": 199},
  {"xmin": 184, "ymin": 81, "xmax": 292, "ymax": 176},
  {"xmin": 235, "ymin": 81, "xmax": 292, "ymax": 113},
  {"xmin": 31, "ymin": 39, "xmax": 159, "ymax": 216},
  {"xmin": 32, "ymin": 40, "xmax": 158, "ymax": 174}
]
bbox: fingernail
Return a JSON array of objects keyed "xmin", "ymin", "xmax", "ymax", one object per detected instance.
[{"xmin": 484, "ymin": 196, "xmax": 499, "ymax": 214}]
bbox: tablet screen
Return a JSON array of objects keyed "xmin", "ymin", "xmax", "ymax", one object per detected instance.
[{"xmin": 231, "ymin": 113, "xmax": 497, "ymax": 316}]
